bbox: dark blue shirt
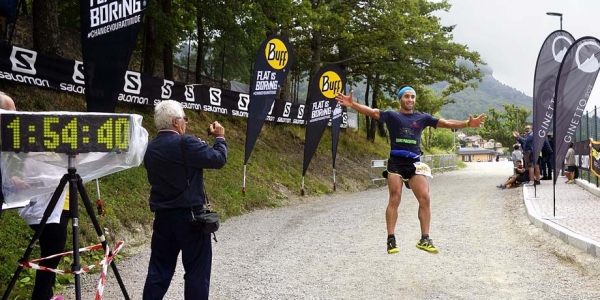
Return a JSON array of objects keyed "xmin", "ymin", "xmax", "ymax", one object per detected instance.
[
  {"xmin": 518, "ymin": 131, "xmax": 534, "ymax": 152},
  {"xmin": 378, "ymin": 110, "xmax": 439, "ymax": 156},
  {"xmin": 144, "ymin": 132, "xmax": 227, "ymax": 212}
]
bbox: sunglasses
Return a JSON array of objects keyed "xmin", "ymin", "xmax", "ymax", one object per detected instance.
[{"xmin": 177, "ymin": 116, "xmax": 188, "ymax": 122}]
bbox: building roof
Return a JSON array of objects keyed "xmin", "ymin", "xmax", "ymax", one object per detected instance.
[
  {"xmin": 458, "ymin": 147, "xmax": 499, "ymax": 155},
  {"xmin": 464, "ymin": 135, "xmax": 482, "ymax": 141}
]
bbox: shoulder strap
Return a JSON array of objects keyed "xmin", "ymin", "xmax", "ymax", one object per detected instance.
[{"xmin": 180, "ymin": 135, "xmax": 211, "ymax": 208}]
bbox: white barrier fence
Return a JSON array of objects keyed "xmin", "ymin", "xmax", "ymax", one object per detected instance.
[{"xmin": 370, "ymin": 154, "xmax": 458, "ymax": 185}]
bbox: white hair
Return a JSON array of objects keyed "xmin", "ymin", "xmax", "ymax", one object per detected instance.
[{"xmin": 154, "ymin": 100, "xmax": 185, "ymax": 130}]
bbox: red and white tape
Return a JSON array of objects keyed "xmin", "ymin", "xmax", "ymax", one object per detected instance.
[{"xmin": 20, "ymin": 241, "xmax": 125, "ymax": 299}]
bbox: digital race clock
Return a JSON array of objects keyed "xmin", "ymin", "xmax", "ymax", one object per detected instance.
[{"xmin": 1, "ymin": 112, "xmax": 131, "ymax": 153}]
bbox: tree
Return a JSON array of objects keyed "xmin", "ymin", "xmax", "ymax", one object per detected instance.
[
  {"xmin": 32, "ymin": 0, "xmax": 60, "ymax": 56},
  {"xmin": 414, "ymin": 87, "xmax": 455, "ymax": 150},
  {"xmin": 479, "ymin": 104, "xmax": 531, "ymax": 150},
  {"xmin": 329, "ymin": 0, "xmax": 484, "ymax": 141}
]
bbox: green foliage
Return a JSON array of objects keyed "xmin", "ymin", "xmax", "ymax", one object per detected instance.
[{"xmin": 478, "ymin": 104, "xmax": 531, "ymax": 149}]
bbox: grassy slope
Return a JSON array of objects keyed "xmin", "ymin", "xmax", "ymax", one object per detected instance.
[{"xmin": 0, "ymin": 83, "xmax": 391, "ymax": 295}]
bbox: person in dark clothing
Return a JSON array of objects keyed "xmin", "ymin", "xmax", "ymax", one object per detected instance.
[
  {"xmin": 143, "ymin": 100, "xmax": 227, "ymax": 300},
  {"xmin": 543, "ymin": 134, "xmax": 555, "ymax": 180},
  {"xmin": 497, "ymin": 160, "xmax": 529, "ymax": 189},
  {"xmin": 335, "ymin": 86, "xmax": 486, "ymax": 255},
  {"xmin": 540, "ymin": 136, "xmax": 554, "ymax": 180}
]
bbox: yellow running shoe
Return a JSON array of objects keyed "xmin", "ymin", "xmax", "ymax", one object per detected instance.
[
  {"xmin": 387, "ymin": 236, "xmax": 399, "ymax": 254},
  {"xmin": 416, "ymin": 237, "xmax": 439, "ymax": 254}
]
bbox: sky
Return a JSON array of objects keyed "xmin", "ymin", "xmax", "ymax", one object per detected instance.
[{"xmin": 437, "ymin": 0, "xmax": 600, "ymax": 111}]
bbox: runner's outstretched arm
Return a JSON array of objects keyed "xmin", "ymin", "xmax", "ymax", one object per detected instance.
[
  {"xmin": 437, "ymin": 114, "xmax": 487, "ymax": 129},
  {"xmin": 335, "ymin": 90, "xmax": 380, "ymax": 120}
]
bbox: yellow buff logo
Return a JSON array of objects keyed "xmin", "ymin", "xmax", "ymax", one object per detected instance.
[
  {"xmin": 319, "ymin": 71, "xmax": 343, "ymax": 99},
  {"xmin": 265, "ymin": 38, "xmax": 289, "ymax": 70}
]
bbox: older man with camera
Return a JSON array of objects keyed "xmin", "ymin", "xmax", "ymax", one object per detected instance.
[{"xmin": 143, "ymin": 100, "xmax": 227, "ymax": 300}]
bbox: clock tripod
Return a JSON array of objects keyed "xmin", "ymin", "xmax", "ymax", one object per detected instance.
[{"xmin": 2, "ymin": 154, "xmax": 130, "ymax": 300}]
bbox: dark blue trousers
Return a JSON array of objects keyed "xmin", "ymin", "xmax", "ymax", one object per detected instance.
[{"xmin": 143, "ymin": 209, "xmax": 212, "ymax": 300}]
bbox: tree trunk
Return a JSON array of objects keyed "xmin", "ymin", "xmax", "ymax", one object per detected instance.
[
  {"xmin": 368, "ymin": 73, "xmax": 381, "ymax": 141},
  {"xmin": 277, "ymin": 30, "xmax": 293, "ymax": 101},
  {"xmin": 32, "ymin": 0, "xmax": 60, "ymax": 56},
  {"xmin": 364, "ymin": 75, "xmax": 373, "ymax": 141},
  {"xmin": 374, "ymin": 74, "xmax": 387, "ymax": 139},
  {"xmin": 306, "ymin": 28, "xmax": 321, "ymax": 104},
  {"xmin": 195, "ymin": 0, "xmax": 204, "ymax": 83},
  {"xmin": 162, "ymin": 0, "xmax": 173, "ymax": 80},
  {"xmin": 143, "ymin": 12, "xmax": 157, "ymax": 75}
]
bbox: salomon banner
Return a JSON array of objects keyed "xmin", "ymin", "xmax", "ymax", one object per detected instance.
[
  {"xmin": 0, "ymin": 44, "xmax": 339, "ymax": 126},
  {"xmin": 532, "ymin": 30, "xmax": 574, "ymax": 168},
  {"xmin": 302, "ymin": 65, "xmax": 346, "ymax": 183},
  {"xmin": 244, "ymin": 35, "xmax": 295, "ymax": 166},
  {"xmin": 553, "ymin": 36, "xmax": 600, "ymax": 185},
  {"xmin": 80, "ymin": 0, "xmax": 146, "ymax": 112}
]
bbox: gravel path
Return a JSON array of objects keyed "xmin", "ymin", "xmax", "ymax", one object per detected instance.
[{"xmin": 75, "ymin": 162, "xmax": 600, "ymax": 299}]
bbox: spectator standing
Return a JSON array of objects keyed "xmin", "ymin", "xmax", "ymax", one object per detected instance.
[
  {"xmin": 143, "ymin": 100, "xmax": 227, "ymax": 300},
  {"xmin": 513, "ymin": 125, "xmax": 540, "ymax": 185},
  {"xmin": 543, "ymin": 134, "xmax": 555, "ymax": 180},
  {"xmin": 511, "ymin": 144, "xmax": 522, "ymax": 169},
  {"xmin": 564, "ymin": 142, "xmax": 576, "ymax": 184}
]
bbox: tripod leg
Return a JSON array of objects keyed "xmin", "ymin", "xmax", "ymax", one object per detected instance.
[
  {"xmin": 76, "ymin": 175, "xmax": 130, "ymax": 300},
  {"xmin": 2, "ymin": 175, "xmax": 69, "ymax": 300},
  {"xmin": 68, "ymin": 172, "xmax": 82, "ymax": 300}
]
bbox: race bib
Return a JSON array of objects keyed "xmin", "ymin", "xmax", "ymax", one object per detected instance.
[{"xmin": 414, "ymin": 162, "xmax": 433, "ymax": 178}]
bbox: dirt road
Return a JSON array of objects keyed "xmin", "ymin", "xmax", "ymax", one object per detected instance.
[{"xmin": 80, "ymin": 161, "xmax": 600, "ymax": 299}]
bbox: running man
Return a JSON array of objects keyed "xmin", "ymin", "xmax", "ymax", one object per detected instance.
[{"xmin": 335, "ymin": 86, "xmax": 486, "ymax": 254}]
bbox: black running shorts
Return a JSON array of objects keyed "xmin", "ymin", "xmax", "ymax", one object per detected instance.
[{"xmin": 387, "ymin": 156, "xmax": 419, "ymax": 181}]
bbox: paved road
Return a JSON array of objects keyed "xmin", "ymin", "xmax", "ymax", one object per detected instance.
[{"xmin": 77, "ymin": 161, "xmax": 600, "ymax": 299}]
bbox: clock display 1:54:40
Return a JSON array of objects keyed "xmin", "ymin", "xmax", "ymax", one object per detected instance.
[{"xmin": 1, "ymin": 114, "xmax": 131, "ymax": 153}]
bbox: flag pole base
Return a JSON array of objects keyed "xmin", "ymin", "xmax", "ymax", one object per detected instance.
[{"xmin": 542, "ymin": 215, "xmax": 566, "ymax": 220}]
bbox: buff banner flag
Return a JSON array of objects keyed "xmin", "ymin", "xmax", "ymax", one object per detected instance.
[
  {"xmin": 553, "ymin": 36, "xmax": 600, "ymax": 185},
  {"xmin": 532, "ymin": 30, "xmax": 574, "ymax": 170},
  {"xmin": 590, "ymin": 139, "xmax": 600, "ymax": 177},
  {"xmin": 243, "ymin": 35, "xmax": 294, "ymax": 194},
  {"xmin": 80, "ymin": 0, "xmax": 146, "ymax": 112},
  {"xmin": 301, "ymin": 65, "xmax": 346, "ymax": 195}
]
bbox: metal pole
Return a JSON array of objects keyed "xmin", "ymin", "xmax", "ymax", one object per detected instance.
[{"xmin": 560, "ymin": 16, "xmax": 563, "ymax": 30}]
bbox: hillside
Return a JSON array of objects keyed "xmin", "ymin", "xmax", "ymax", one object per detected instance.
[
  {"xmin": 0, "ymin": 82, "xmax": 396, "ymax": 297},
  {"xmin": 432, "ymin": 75, "xmax": 533, "ymax": 120}
]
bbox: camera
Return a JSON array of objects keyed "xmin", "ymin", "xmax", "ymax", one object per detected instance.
[{"xmin": 206, "ymin": 125, "xmax": 212, "ymax": 136}]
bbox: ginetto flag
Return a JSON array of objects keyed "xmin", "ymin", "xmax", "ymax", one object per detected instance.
[
  {"xmin": 244, "ymin": 35, "xmax": 294, "ymax": 165},
  {"xmin": 80, "ymin": 0, "xmax": 146, "ymax": 112},
  {"xmin": 553, "ymin": 36, "xmax": 600, "ymax": 184},
  {"xmin": 302, "ymin": 65, "xmax": 346, "ymax": 184},
  {"xmin": 532, "ymin": 30, "xmax": 574, "ymax": 168}
]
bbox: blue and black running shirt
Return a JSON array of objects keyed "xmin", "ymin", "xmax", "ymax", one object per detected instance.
[{"xmin": 379, "ymin": 110, "xmax": 439, "ymax": 156}]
